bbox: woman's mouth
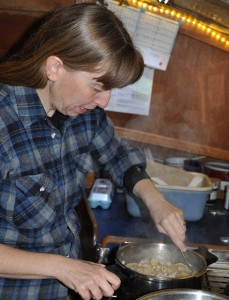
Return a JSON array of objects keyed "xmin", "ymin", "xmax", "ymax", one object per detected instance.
[{"xmin": 79, "ymin": 107, "xmax": 88, "ymax": 114}]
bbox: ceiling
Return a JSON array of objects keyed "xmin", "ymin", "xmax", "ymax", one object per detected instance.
[{"xmin": 165, "ymin": 0, "xmax": 229, "ymax": 35}]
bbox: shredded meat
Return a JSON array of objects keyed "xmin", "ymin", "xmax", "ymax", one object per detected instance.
[{"xmin": 126, "ymin": 259, "xmax": 192, "ymax": 278}]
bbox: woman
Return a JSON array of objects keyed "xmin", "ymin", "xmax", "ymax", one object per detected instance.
[{"xmin": 0, "ymin": 3, "xmax": 186, "ymax": 299}]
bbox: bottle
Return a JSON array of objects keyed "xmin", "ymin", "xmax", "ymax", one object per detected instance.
[{"xmin": 207, "ymin": 178, "xmax": 220, "ymax": 205}]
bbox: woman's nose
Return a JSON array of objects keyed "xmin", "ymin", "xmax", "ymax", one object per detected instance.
[{"xmin": 94, "ymin": 90, "xmax": 111, "ymax": 108}]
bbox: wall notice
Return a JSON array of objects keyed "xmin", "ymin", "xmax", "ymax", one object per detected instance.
[
  {"xmin": 107, "ymin": 0, "xmax": 180, "ymax": 70},
  {"xmin": 105, "ymin": 67, "xmax": 154, "ymax": 115}
]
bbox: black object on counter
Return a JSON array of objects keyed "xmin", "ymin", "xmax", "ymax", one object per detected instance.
[
  {"xmin": 224, "ymin": 283, "xmax": 229, "ymax": 296},
  {"xmin": 184, "ymin": 159, "xmax": 202, "ymax": 172}
]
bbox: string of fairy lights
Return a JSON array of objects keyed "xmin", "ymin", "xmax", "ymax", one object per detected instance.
[{"xmin": 124, "ymin": 0, "xmax": 229, "ymax": 48}]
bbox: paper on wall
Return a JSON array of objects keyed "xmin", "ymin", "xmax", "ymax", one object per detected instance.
[{"xmin": 105, "ymin": 67, "xmax": 154, "ymax": 115}]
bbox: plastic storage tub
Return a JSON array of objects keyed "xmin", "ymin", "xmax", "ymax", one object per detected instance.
[{"xmin": 126, "ymin": 162, "xmax": 212, "ymax": 221}]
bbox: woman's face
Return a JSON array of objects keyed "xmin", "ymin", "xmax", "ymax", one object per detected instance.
[{"xmin": 39, "ymin": 58, "xmax": 112, "ymax": 117}]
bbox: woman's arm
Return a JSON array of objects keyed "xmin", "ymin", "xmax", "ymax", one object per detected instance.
[
  {"xmin": 0, "ymin": 244, "xmax": 120, "ymax": 299},
  {"xmin": 132, "ymin": 178, "xmax": 187, "ymax": 251}
]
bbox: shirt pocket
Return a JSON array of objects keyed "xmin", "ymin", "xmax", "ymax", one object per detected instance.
[{"xmin": 13, "ymin": 174, "xmax": 56, "ymax": 229}]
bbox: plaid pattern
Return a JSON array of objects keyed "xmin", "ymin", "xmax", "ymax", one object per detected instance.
[{"xmin": 0, "ymin": 84, "xmax": 146, "ymax": 299}]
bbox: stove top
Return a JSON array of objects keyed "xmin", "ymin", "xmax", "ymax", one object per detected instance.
[{"xmin": 202, "ymin": 249, "xmax": 229, "ymax": 296}]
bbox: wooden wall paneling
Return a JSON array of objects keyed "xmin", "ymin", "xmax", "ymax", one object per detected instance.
[
  {"xmin": 107, "ymin": 33, "xmax": 229, "ymax": 160},
  {"xmin": 0, "ymin": 12, "xmax": 42, "ymax": 58},
  {"xmin": 0, "ymin": 0, "xmax": 76, "ymax": 12},
  {"xmin": 179, "ymin": 24, "xmax": 229, "ymax": 54},
  {"xmin": 0, "ymin": 0, "xmax": 88, "ymax": 57}
]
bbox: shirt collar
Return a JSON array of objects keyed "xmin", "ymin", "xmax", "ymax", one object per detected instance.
[{"xmin": 14, "ymin": 86, "xmax": 47, "ymax": 128}]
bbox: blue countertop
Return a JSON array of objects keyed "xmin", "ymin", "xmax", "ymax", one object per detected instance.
[{"xmin": 91, "ymin": 192, "xmax": 229, "ymax": 248}]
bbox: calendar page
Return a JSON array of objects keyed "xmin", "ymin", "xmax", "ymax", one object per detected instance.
[{"xmin": 107, "ymin": 0, "xmax": 180, "ymax": 70}]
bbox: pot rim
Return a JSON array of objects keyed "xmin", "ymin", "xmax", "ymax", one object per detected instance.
[
  {"xmin": 137, "ymin": 288, "xmax": 229, "ymax": 300},
  {"xmin": 204, "ymin": 162, "xmax": 229, "ymax": 173},
  {"xmin": 116, "ymin": 243, "xmax": 207, "ymax": 281}
]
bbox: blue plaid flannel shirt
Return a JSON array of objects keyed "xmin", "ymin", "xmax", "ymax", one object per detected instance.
[{"xmin": 0, "ymin": 84, "xmax": 146, "ymax": 299}]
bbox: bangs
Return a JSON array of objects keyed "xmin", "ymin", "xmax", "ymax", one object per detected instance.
[{"xmin": 95, "ymin": 44, "xmax": 145, "ymax": 90}]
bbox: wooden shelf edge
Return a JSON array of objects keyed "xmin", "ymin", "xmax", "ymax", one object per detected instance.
[
  {"xmin": 179, "ymin": 25, "xmax": 229, "ymax": 53},
  {"xmin": 115, "ymin": 126, "xmax": 229, "ymax": 161}
]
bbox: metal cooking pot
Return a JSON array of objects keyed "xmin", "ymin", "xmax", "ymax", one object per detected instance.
[
  {"xmin": 137, "ymin": 289, "xmax": 229, "ymax": 300},
  {"xmin": 110, "ymin": 242, "xmax": 218, "ymax": 299},
  {"xmin": 204, "ymin": 162, "xmax": 229, "ymax": 181}
]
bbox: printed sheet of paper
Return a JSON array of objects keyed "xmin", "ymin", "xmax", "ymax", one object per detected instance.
[
  {"xmin": 107, "ymin": 0, "xmax": 180, "ymax": 70},
  {"xmin": 105, "ymin": 67, "xmax": 154, "ymax": 115}
]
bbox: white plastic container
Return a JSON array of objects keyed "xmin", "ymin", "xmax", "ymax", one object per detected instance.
[
  {"xmin": 88, "ymin": 178, "xmax": 113, "ymax": 209},
  {"xmin": 126, "ymin": 162, "xmax": 213, "ymax": 221}
]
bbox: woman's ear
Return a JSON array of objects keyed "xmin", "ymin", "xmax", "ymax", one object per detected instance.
[{"xmin": 45, "ymin": 56, "xmax": 63, "ymax": 81}]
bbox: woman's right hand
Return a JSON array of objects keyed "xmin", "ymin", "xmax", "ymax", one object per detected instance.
[
  {"xmin": 56, "ymin": 257, "xmax": 120, "ymax": 300},
  {"xmin": 0, "ymin": 244, "xmax": 120, "ymax": 300}
]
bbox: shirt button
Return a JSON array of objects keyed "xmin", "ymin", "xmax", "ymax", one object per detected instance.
[
  {"xmin": 40, "ymin": 186, "xmax": 45, "ymax": 192},
  {"xmin": 51, "ymin": 132, "xmax": 56, "ymax": 139}
]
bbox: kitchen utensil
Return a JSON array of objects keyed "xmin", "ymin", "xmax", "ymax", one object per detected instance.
[
  {"xmin": 181, "ymin": 250, "xmax": 193, "ymax": 272},
  {"xmin": 137, "ymin": 288, "xmax": 229, "ymax": 299}
]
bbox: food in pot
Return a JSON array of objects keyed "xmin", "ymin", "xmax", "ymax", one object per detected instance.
[{"xmin": 126, "ymin": 258, "xmax": 193, "ymax": 278}]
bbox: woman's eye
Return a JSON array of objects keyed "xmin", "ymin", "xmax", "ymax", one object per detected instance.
[
  {"xmin": 93, "ymin": 87, "xmax": 103, "ymax": 93},
  {"xmin": 92, "ymin": 81, "xmax": 104, "ymax": 93}
]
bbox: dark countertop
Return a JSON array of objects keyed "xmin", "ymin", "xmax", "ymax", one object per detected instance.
[
  {"xmin": 90, "ymin": 191, "xmax": 229, "ymax": 249},
  {"xmin": 84, "ymin": 141, "xmax": 229, "ymax": 251}
]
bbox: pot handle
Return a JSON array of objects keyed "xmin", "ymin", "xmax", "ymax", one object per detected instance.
[
  {"xmin": 95, "ymin": 244, "xmax": 120, "ymax": 265},
  {"xmin": 192, "ymin": 246, "xmax": 218, "ymax": 265},
  {"xmin": 106, "ymin": 264, "xmax": 131, "ymax": 281}
]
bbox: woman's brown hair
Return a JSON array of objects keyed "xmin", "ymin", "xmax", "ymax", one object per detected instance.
[{"xmin": 0, "ymin": 3, "xmax": 144, "ymax": 90}]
